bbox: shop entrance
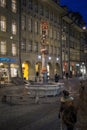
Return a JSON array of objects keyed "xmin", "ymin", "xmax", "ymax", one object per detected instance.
[
  {"xmin": 22, "ymin": 62, "xmax": 29, "ymax": 80},
  {"xmin": 0, "ymin": 63, "xmax": 9, "ymax": 83}
]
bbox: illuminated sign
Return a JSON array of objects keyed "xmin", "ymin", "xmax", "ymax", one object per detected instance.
[{"xmin": 0, "ymin": 58, "xmax": 16, "ymax": 62}]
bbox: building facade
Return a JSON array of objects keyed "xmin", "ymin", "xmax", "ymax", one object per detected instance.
[
  {"xmin": 20, "ymin": 0, "xmax": 62, "ymax": 81},
  {"xmin": 0, "ymin": 0, "xmax": 87, "ymax": 82},
  {"xmin": 0, "ymin": 0, "xmax": 20, "ymax": 83}
]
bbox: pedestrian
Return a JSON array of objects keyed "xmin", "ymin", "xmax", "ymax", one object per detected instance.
[
  {"xmin": 66, "ymin": 72, "xmax": 69, "ymax": 79},
  {"xmin": 54, "ymin": 73, "xmax": 59, "ymax": 82},
  {"xmin": 59, "ymin": 90, "xmax": 70, "ymax": 118},
  {"xmin": 62, "ymin": 100, "xmax": 77, "ymax": 130},
  {"xmin": 58, "ymin": 90, "xmax": 70, "ymax": 130}
]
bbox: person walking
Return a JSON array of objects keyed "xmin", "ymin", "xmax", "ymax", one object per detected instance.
[
  {"xmin": 58, "ymin": 90, "xmax": 77, "ymax": 130},
  {"xmin": 62, "ymin": 100, "xmax": 77, "ymax": 130},
  {"xmin": 58, "ymin": 90, "xmax": 70, "ymax": 130},
  {"xmin": 54, "ymin": 73, "xmax": 59, "ymax": 82}
]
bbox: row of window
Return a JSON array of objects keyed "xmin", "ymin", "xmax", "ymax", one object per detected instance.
[
  {"xmin": 0, "ymin": 15, "xmax": 17, "ymax": 34},
  {"xmin": 22, "ymin": 0, "xmax": 60, "ymax": 23},
  {"xmin": 21, "ymin": 16, "xmax": 60, "ymax": 40},
  {"xmin": 0, "ymin": 0, "xmax": 17, "ymax": 13},
  {"xmin": 0, "ymin": 41, "xmax": 17, "ymax": 56},
  {"xmin": 21, "ymin": 40, "xmax": 59, "ymax": 56}
]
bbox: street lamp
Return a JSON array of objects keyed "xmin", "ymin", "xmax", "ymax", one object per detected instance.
[{"xmin": 38, "ymin": 55, "xmax": 41, "ymax": 60}]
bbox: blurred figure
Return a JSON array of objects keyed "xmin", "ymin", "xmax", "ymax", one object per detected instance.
[
  {"xmin": 59, "ymin": 90, "xmax": 70, "ymax": 118},
  {"xmin": 54, "ymin": 73, "xmax": 59, "ymax": 82},
  {"xmin": 58, "ymin": 90, "xmax": 76, "ymax": 130},
  {"xmin": 62, "ymin": 100, "xmax": 77, "ymax": 130},
  {"xmin": 66, "ymin": 72, "xmax": 69, "ymax": 79}
]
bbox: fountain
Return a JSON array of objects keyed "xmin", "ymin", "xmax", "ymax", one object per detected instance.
[{"xmin": 25, "ymin": 21, "xmax": 64, "ymax": 97}]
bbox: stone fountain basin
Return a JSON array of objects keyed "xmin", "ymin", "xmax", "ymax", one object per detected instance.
[{"xmin": 25, "ymin": 82, "xmax": 64, "ymax": 97}]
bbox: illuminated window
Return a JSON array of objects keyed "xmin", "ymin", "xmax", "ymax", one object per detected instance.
[
  {"xmin": 11, "ymin": 0, "xmax": 17, "ymax": 13},
  {"xmin": 0, "ymin": 16, "xmax": 6, "ymax": 32},
  {"xmin": 0, "ymin": 0, "xmax": 6, "ymax": 7},
  {"xmin": 12, "ymin": 43, "xmax": 16, "ymax": 56},
  {"xmin": 12, "ymin": 21, "xmax": 17, "ymax": 34},
  {"xmin": 1, "ymin": 41, "xmax": 6, "ymax": 55}
]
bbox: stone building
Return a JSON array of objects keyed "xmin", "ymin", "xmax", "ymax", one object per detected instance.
[{"xmin": 0, "ymin": 0, "xmax": 86, "ymax": 82}]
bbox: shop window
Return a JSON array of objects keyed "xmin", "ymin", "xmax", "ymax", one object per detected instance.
[
  {"xmin": 1, "ymin": 41, "xmax": 6, "ymax": 55},
  {"xmin": 0, "ymin": 0, "xmax": 6, "ymax": 7},
  {"xmin": 11, "ymin": 0, "xmax": 17, "ymax": 13},
  {"xmin": 0, "ymin": 16, "xmax": 6, "ymax": 32},
  {"xmin": 0, "ymin": 68, "xmax": 9, "ymax": 82},
  {"xmin": 11, "ymin": 68, "xmax": 17, "ymax": 77}
]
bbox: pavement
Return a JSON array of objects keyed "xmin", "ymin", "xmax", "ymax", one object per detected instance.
[{"xmin": 0, "ymin": 77, "xmax": 87, "ymax": 130}]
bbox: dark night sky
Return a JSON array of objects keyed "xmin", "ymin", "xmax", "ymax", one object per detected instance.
[{"xmin": 60, "ymin": 0, "xmax": 87, "ymax": 26}]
